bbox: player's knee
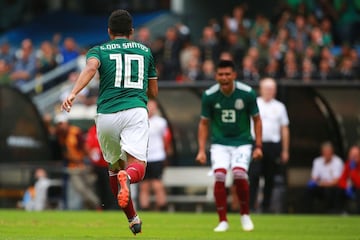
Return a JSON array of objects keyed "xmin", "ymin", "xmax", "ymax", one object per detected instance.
[
  {"xmin": 214, "ymin": 168, "xmax": 227, "ymax": 182},
  {"xmin": 232, "ymin": 167, "xmax": 248, "ymax": 180}
]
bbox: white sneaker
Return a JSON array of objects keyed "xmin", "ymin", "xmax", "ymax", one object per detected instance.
[
  {"xmin": 214, "ymin": 221, "xmax": 229, "ymax": 232},
  {"xmin": 241, "ymin": 215, "xmax": 254, "ymax": 231}
]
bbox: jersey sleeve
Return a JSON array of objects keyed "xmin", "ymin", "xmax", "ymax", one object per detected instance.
[
  {"xmin": 86, "ymin": 46, "xmax": 101, "ymax": 64},
  {"xmin": 201, "ymin": 92, "xmax": 211, "ymax": 119},
  {"xmin": 247, "ymin": 89, "xmax": 259, "ymax": 116},
  {"xmin": 147, "ymin": 52, "xmax": 157, "ymax": 79}
]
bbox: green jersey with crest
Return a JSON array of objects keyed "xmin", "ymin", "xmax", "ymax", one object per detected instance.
[
  {"xmin": 201, "ymin": 81, "xmax": 259, "ymax": 146},
  {"xmin": 87, "ymin": 38, "xmax": 157, "ymax": 113}
]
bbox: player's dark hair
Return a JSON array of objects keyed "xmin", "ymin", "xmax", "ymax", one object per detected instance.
[
  {"xmin": 108, "ymin": 9, "xmax": 133, "ymax": 36},
  {"xmin": 216, "ymin": 60, "xmax": 236, "ymax": 70}
]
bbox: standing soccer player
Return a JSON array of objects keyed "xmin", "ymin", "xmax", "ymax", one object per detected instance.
[
  {"xmin": 196, "ymin": 60, "xmax": 262, "ymax": 232},
  {"xmin": 61, "ymin": 9, "xmax": 158, "ymax": 235}
]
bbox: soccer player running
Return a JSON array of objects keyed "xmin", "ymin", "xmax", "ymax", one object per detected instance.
[
  {"xmin": 196, "ymin": 60, "xmax": 262, "ymax": 232},
  {"xmin": 61, "ymin": 9, "xmax": 158, "ymax": 235}
]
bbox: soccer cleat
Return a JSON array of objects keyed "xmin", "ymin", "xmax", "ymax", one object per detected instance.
[
  {"xmin": 241, "ymin": 214, "xmax": 254, "ymax": 231},
  {"xmin": 214, "ymin": 221, "xmax": 229, "ymax": 232},
  {"xmin": 117, "ymin": 170, "xmax": 130, "ymax": 208},
  {"xmin": 129, "ymin": 215, "xmax": 142, "ymax": 235}
]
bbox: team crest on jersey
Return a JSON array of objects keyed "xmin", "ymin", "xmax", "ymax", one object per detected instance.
[
  {"xmin": 235, "ymin": 99, "xmax": 244, "ymax": 110},
  {"xmin": 214, "ymin": 103, "xmax": 221, "ymax": 109}
]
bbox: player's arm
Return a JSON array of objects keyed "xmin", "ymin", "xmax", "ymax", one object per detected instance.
[
  {"xmin": 252, "ymin": 114, "xmax": 263, "ymax": 160},
  {"xmin": 147, "ymin": 78, "xmax": 158, "ymax": 98},
  {"xmin": 196, "ymin": 117, "xmax": 209, "ymax": 165},
  {"xmin": 61, "ymin": 58, "xmax": 99, "ymax": 112},
  {"xmin": 281, "ymin": 125, "xmax": 290, "ymax": 163}
]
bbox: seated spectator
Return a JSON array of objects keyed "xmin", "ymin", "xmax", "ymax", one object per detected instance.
[
  {"xmin": 135, "ymin": 26, "xmax": 151, "ymax": 47},
  {"xmin": 0, "ymin": 59, "xmax": 11, "ymax": 85},
  {"xmin": 301, "ymin": 58, "xmax": 316, "ymax": 82},
  {"xmin": 314, "ymin": 59, "xmax": 338, "ymax": 81},
  {"xmin": 263, "ymin": 58, "xmax": 281, "ymax": 79},
  {"xmin": 283, "ymin": 60, "xmax": 300, "ymax": 80},
  {"xmin": 161, "ymin": 27, "xmax": 182, "ymax": 81},
  {"xmin": 199, "ymin": 26, "xmax": 220, "ymax": 63},
  {"xmin": 59, "ymin": 37, "xmax": 79, "ymax": 64},
  {"xmin": 22, "ymin": 168, "xmax": 51, "ymax": 211},
  {"xmin": 338, "ymin": 57, "xmax": 356, "ymax": 81},
  {"xmin": 10, "ymin": 38, "xmax": 36, "ymax": 88},
  {"xmin": 338, "ymin": 145, "xmax": 360, "ymax": 214},
  {"xmin": 198, "ymin": 59, "xmax": 215, "ymax": 81},
  {"xmin": 36, "ymin": 40, "xmax": 58, "ymax": 74},
  {"xmin": 0, "ymin": 41, "xmax": 15, "ymax": 65},
  {"xmin": 305, "ymin": 141, "xmax": 344, "ymax": 213},
  {"xmin": 239, "ymin": 55, "xmax": 260, "ymax": 81}
]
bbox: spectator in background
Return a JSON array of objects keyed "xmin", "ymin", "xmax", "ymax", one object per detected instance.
[
  {"xmin": 23, "ymin": 168, "xmax": 51, "ymax": 211},
  {"xmin": 59, "ymin": 37, "xmax": 79, "ymax": 64},
  {"xmin": 139, "ymin": 99, "xmax": 172, "ymax": 211},
  {"xmin": 290, "ymin": 15, "xmax": 309, "ymax": 54},
  {"xmin": 305, "ymin": 141, "xmax": 344, "ymax": 213},
  {"xmin": 239, "ymin": 55, "xmax": 260, "ymax": 82},
  {"xmin": 314, "ymin": 59, "xmax": 338, "ymax": 81},
  {"xmin": 249, "ymin": 78, "xmax": 290, "ymax": 213},
  {"xmin": 338, "ymin": 145, "xmax": 360, "ymax": 214},
  {"xmin": 338, "ymin": 57, "xmax": 356, "ymax": 81},
  {"xmin": 198, "ymin": 59, "xmax": 215, "ymax": 81},
  {"xmin": 301, "ymin": 58, "xmax": 316, "ymax": 82},
  {"xmin": 85, "ymin": 124, "xmax": 117, "ymax": 210},
  {"xmin": 161, "ymin": 27, "xmax": 182, "ymax": 80},
  {"xmin": 0, "ymin": 59, "xmax": 11, "ymax": 85},
  {"xmin": 36, "ymin": 40, "xmax": 58, "ymax": 74},
  {"xmin": 54, "ymin": 113, "xmax": 100, "ymax": 210},
  {"xmin": 0, "ymin": 41, "xmax": 15, "ymax": 65},
  {"xmin": 199, "ymin": 26, "xmax": 220, "ymax": 63},
  {"xmin": 135, "ymin": 27, "xmax": 151, "ymax": 47},
  {"xmin": 263, "ymin": 58, "xmax": 281, "ymax": 79},
  {"xmin": 249, "ymin": 14, "xmax": 271, "ymax": 46},
  {"xmin": 10, "ymin": 38, "xmax": 36, "ymax": 88}
]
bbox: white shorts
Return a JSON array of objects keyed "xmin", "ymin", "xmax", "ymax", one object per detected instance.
[
  {"xmin": 95, "ymin": 107, "xmax": 149, "ymax": 165},
  {"xmin": 210, "ymin": 144, "xmax": 252, "ymax": 172}
]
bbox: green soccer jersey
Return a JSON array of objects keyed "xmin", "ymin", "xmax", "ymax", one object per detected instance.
[
  {"xmin": 87, "ymin": 38, "xmax": 157, "ymax": 113},
  {"xmin": 201, "ymin": 81, "xmax": 259, "ymax": 146}
]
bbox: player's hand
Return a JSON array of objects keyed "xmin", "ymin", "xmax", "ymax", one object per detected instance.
[
  {"xmin": 252, "ymin": 147, "xmax": 263, "ymax": 160},
  {"xmin": 196, "ymin": 151, "xmax": 207, "ymax": 165},
  {"xmin": 61, "ymin": 93, "xmax": 76, "ymax": 112}
]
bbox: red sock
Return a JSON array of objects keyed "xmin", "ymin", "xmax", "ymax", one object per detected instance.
[
  {"xmin": 126, "ymin": 163, "xmax": 145, "ymax": 184},
  {"xmin": 214, "ymin": 168, "xmax": 228, "ymax": 222},
  {"xmin": 108, "ymin": 170, "xmax": 119, "ymax": 197},
  {"xmin": 234, "ymin": 178, "xmax": 250, "ymax": 215},
  {"xmin": 122, "ymin": 199, "xmax": 137, "ymax": 220}
]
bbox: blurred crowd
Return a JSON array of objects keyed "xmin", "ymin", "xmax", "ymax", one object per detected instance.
[{"xmin": 1, "ymin": 1, "xmax": 360, "ymax": 90}]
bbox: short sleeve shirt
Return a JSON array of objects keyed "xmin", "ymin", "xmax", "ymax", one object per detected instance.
[
  {"xmin": 87, "ymin": 38, "xmax": 157, "ymax": 113},
  {"xmin": 201, "ymin": 81, "xmax": 259, "ymax": 146}
]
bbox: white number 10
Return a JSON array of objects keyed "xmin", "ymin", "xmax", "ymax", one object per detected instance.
[{"xmin": 110, "ymin": 53, "xmax": 144, "ymax": 89}]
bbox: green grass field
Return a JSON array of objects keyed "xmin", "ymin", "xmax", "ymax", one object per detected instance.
[{"xmin": 0, "ymin": 210, "xmax": 359, "ymax": 240}]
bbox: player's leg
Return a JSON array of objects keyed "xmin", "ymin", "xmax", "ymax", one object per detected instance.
[
  {"xmin": 151, "ymin": 161, "xmax": 167, "ymax": 210},
  {"xmin": 117, "ymin": 108, "xmax": 149, "ymax": 234},
  {"xmin": 248, "ymin": 160, "xmax": 261, "ymax": 211},
  {"xmin": 231, "ymin": 144, "xmax": 254, "ymax": 231},
  {"xmin": 96, "ymin": 111, "xmax": 143, "ymax": 235},
  {"xmin": 211, "ymin": 144, "xmax": 231, "ymax": 232},
  {"xmin": 139, "ymin": 179, "xmax": 151, "ymax": 210},
  {"xmin": 261, "ymin": 143, "xmax": 279, "ymax": 212}
]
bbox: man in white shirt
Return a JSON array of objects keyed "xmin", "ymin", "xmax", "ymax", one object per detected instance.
[
  {"xmin": 249, "ymin": 78, "xmax": 290, "ymax": 213},
  {"xmin": 139, "ymin": 99, "xmax": 171, "ymax": 210},
  {"xmin": 306, "ymin": 141, "xmax": 344, "ymax": 213}
]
